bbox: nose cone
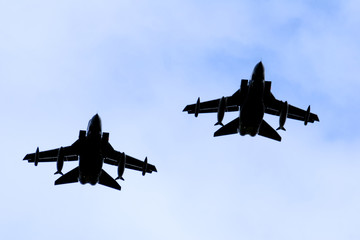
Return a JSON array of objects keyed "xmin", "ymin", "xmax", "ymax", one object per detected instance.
[
  {"xmin": 255, "ymin": 61, "xmax": 264, "ymax": 72},
  {"xmin": 251, "ymin": 61, "xmax": 265, "ymax": 81},
  {"xmin": 93, "ymin": 114, "xmax": 101, "ymax": 123},
  {"xmin": 87, "ymin": 114, "xmax": 102, "ymax": 136}
]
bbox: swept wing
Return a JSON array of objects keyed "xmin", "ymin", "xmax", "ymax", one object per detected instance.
[
  {"xmin": 265, "ymin": 93, "xmax": 319, "ymax": 123},
  {"xmin": 23, "ymin": 145, "xmax": 79, "ymax": 163},
  {"xmin": 183, "ymin": 91, "xmax": 242, "ymax": 115},
  {"xmin": 102, "ymin": 142, "xmax": 157, "ymax": 174}
]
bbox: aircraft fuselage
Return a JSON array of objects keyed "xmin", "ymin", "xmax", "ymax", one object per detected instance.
[
  {"xmin": 78, "ymin": 114, "xmax": 104, "ymax": 185},
  {"xmin": 238, "ymin": 62, "xmax": 265, "ymax": 136}
]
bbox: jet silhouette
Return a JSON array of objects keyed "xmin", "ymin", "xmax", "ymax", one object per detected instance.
[
  {"xmin": 23, "ymin": 114, "xmax": 157, "ymax": 190},
  {"xmin": 183, "ymin": 62, "xmax": 319, "ymax": 141}
]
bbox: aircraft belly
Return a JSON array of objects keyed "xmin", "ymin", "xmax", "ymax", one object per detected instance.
[
  {"xmin": 79, "ymin": 152, "xmax": 103, "ymax": 185},
  {"xmin": 240, "ymin": 99, "xmax": 264, "ymax": 136}
]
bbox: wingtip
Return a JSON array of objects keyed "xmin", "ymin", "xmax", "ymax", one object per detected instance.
[{"xmin": 183, "ymin": 105, "xmax": 192, "ymax": 112}]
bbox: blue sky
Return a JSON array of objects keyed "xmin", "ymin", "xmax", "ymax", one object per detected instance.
[{"xmin": 1, "ymin": 1, "xmax": 360, "ymax": 239}]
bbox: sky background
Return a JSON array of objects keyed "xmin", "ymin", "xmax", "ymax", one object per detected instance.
[{"xmin": 1, "ymin": 0, "xmax": 360, "ymax": 239}]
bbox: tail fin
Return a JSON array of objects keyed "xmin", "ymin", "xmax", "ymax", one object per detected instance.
[
  {"xmin": 99, "ymin": 170, "xmax": 121, "ymax": 191},
  {"xmin": 55, "ymin": 167, "xmax": 79, "ymax": 185}
]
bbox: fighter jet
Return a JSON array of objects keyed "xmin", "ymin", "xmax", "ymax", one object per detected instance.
[
  {"xmin": 183, "ymin": 62, "xmax": 319, "ymax": 141},
  {"xmin": 23, "ymin": 114, "xmax": 157, "ymax": 190}
]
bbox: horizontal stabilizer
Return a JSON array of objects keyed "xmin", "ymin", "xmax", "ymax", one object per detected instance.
[
  {"xmin": 99, "ymin": 170, "xmax": 121, "ymax": 191},
  {"xmin": 258, "ymin": 120, "xmax": 281, "ymax": 141},
  {"xmin": 55, "ymin": 167, "xmax": 79, "ymax": 185},
  {"xmin": 214, "ymin": 117, "xmax": 239, "ymax": 137}
]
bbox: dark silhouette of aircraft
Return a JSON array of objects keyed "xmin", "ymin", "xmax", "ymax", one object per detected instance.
[
  {"xmin": 23, "ymin": 114, "xmax": 157, "ymax": 190},
  {"xmin": 183, "ymin": 62, "xmax": 319, "ymax": 141}
]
